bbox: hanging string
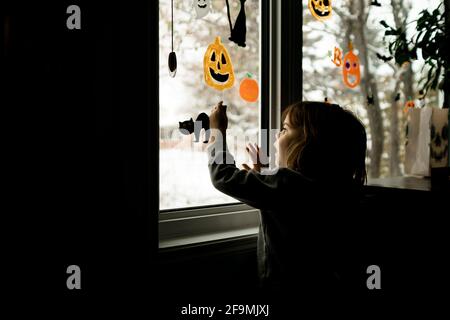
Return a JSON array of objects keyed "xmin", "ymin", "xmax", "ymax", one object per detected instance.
[
  {"xmin": 225, "ymin": 0, "xmax": 233, "ymax": 33},
  {"xmin": 171, "ymin": 0, "xmax": 174, "ymax": 52}
]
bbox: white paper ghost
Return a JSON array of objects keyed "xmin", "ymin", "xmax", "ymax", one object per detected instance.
[{"xmin": 194, "ymin": 0, "xmax": 210, "ymax": 19}]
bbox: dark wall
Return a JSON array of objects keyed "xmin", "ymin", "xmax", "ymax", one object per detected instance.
[
  {"xmin": 3, "ymin": 0, "xmax": 158, "ymax": 312},
  {"xmin": 157, "ymin": 186, "xmax": 448, "ymax": 312}
]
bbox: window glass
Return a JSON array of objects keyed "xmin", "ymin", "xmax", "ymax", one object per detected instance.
[
  {"xmin": 302, "ymin": 0, "xmax": 443, "ymax": 178},
  {"xmin": 159, "ymin": 0, "xmax": 261, "ymax": 209}
]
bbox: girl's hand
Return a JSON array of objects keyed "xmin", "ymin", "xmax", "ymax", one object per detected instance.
[
  {"xmin": 209, "ymin": 101, "xmax": 228, "ymax": 134},
  {"xmin": 242, "ymin": 143, "xmax": 262, "ymax": 173}
]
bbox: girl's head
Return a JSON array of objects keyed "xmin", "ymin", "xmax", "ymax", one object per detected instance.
[{"xmin": 274, "ymin": 101, "xmax": 367, "ymax": 186}]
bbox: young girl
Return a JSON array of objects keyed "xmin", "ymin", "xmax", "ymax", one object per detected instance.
[{"xmin": 207, "ymin": 101, "xmax": 367, "ymax": 297}]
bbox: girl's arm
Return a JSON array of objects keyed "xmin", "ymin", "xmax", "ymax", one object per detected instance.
[
  {"xmin": 207, "ymin": 134, "xmax": 307, "ymax": 210},
  {"xmin": 207, "ymin": 101, "xmax": 311, "ymax": 210}
]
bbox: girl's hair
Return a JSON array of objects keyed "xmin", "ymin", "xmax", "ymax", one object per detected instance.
[{"xmin": 282, "ymin": 101, "xmax": 367, "ymax": 186}]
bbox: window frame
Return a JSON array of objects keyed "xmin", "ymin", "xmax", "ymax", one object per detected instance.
[
  {"xmin": 159, "ymin": 0, "xmax": 272, "ymax": 214},
  {"xmin": 158, "ymin": 0, "xmax": 302, "ymax": 249}
]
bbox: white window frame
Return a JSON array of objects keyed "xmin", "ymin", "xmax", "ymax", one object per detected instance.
[{"xmin": 158, "ymin": 0, "xmax": 281, "ymax": 249}]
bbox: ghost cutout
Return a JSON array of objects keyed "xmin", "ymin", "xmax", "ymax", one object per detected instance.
[
  {"xmin": 195, "ymin": 0, "xmax": 210, "ymax": 19},
  {"xmin": 204, "ymin": 36, "xmax": 235, "ymax": 91}
]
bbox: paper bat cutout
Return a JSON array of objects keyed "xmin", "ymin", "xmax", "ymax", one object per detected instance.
[
  {"xmin": 225, "ymin": 0, "xmax": 247, "ymax": 47},
  {"xmin": 395, "ymin": 93, "xmax": 401, "ymax": 101},
  {"xmin": 370, "ymin": 0, "xmax": 381, "ymax": 7},
  {"xmin": 367, "ymin": 95, "xmax": 374, "ymax": 105},
  {"xmin": 376, "ymin": 53, "xmax": 393, "ymax": 62}
]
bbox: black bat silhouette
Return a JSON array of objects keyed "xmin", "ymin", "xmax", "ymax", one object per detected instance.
[
  {"xmin": 367, "ymin": 95, "xmax": 374, "ymax": 105},
  {"xmin": 376, "ymin": 53, "xmax": 393, "ymax": 62},
  {"xmin": 395, "ymin": 93, "xmax": 400, "ymax": 101},
  {"xmin": 371, "ymin": 0, "xmax": 381, "ymax": 7}
]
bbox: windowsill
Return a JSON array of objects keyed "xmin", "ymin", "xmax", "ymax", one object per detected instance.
[
  {"xmin": 159, "ymin": 203, "xmax": 260, "ymax": 250},
  {"xmin": 159, "ymin": 176, "xmax": 449, "ymax": 251},
  {"xmin": 367, "ymin": 175, "xmax": 449, "ymax": 192},
  {"xmin": 159, "ymin": 226, "xmax": 259, "ymax": 249}
]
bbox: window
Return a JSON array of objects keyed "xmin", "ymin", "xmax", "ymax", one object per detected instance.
[
  {"xmin": 302, "ymin": 0, "xmax": 444, "ymax": 178},
  {"xmin": 159, "ymin": 0, "xmax": 263, "ymax": 210}
]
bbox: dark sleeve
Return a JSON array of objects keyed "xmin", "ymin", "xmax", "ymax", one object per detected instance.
[{"xmin": 207, "ymin": 138, "xmax": 309, "ymax": 210}]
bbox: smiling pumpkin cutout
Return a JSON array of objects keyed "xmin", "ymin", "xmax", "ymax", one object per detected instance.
[
  {"xmin": 342, "ymin": 43, "xmax": 361, "ymax": 89},
  {"xmin": 204, "ymin": 36, "xmax": 235, "ymax": 91},
  {"xmin": 308, "ymin": 0, "xmax": 332, "ymax": 21}
]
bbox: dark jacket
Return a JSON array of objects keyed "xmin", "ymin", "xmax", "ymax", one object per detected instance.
[{"xmin": 207, "ymin": 139, "xmax": 360, "ymax": 294}]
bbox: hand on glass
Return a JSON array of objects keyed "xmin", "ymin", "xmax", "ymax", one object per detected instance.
[{"xmin": 242, "ymin": 143, "xmax": 263, "ymax": 173}]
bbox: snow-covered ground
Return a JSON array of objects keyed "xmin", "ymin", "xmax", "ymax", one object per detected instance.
[{"xmin": 159, "ymin": 148, "xmax": 238, "ymax": 210}]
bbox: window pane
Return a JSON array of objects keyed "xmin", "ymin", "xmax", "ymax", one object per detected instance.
[
  {"xmin": 159, "ymin": 0, "xmax": 261, "ymax": 210},
  {"xmin": 302, "ymin": 0, "xmax": 444, "ymax": 178}
]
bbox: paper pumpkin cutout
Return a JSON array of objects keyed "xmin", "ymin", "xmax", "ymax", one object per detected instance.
[
  {"xmin": 342, "ymin": 43, "xmax": 361, "ymax": 88},
  {"xmin": 308, "ymin": 0, "xmax": 332, "ymax": 21},
  {"xmin": 331, "ymin": 46, "xmax": 342, "ymax": 67},
  {"xmin": 204, "ymin": 36, "xmax": 235, "ymax": 91},
  {"xmin": 194, "ymin": 0, "xmax": 210, "ymax": 19},
  {"xmin": 226, "ymin": 0, "xmax": 247, "ymax": 47},
  {"xmin": 403, "ymin": 98, "xmax": 415, "ymax": 113},
  {"xmin": 239, "ymin": 73, "xmax": 259, "ymax": 103}
]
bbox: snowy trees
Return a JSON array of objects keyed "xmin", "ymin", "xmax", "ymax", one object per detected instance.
[{"xmin": 302, "ymin": 0, "xmax": 440, "ymax": 178}]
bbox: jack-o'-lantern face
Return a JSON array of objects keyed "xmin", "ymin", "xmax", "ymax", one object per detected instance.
[
  {"xmin": 403, "ymin": 99, "xmax": 415, "ymax": 113},
  {"xmin": 308, "ymin": 0, "xmax": 332, "ymax": 21},
  {"xmin": 204, "ymin": 36, "xmax": 235, "ymax": 91},
  {"xmin": 430, "ymin": 110, "xmax": 449, "ymax": 167},
  {"xmin": 343, "ymin": 49, "xmax": 360, "ymax": 88}
]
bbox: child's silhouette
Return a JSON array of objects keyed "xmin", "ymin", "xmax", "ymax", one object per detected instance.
[{"xmin": 207, "ymin": 101, "xmax": 367, "ymax": 301}]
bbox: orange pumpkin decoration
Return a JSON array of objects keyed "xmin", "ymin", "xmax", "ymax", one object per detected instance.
[
  {"xmin": 342, "ymin": 43, "xmax": 361, "ymax": 88},
  {"xmin": 204, "ymin": 36, "xmax": 235, "ymax": 91},
  {"xmin": 403, "ymin": 99, "xmax": 415, "ymax": 113},
  {"xmin": 308, "ymin": 0, "xmax": 332, "ymax": 21},
  {"xmin": 239, "ymin": 73, "xmax": 259, "ymax": 103}
]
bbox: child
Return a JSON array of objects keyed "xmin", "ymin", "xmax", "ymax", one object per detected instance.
[{"xmin": 207, "ymin": 101, "xmax": 367, "ymax": 298}]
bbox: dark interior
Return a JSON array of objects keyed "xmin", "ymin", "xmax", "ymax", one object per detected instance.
[{"xmin": 3, "ymin": 0, "xmax": 449, "ymax": 315}]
